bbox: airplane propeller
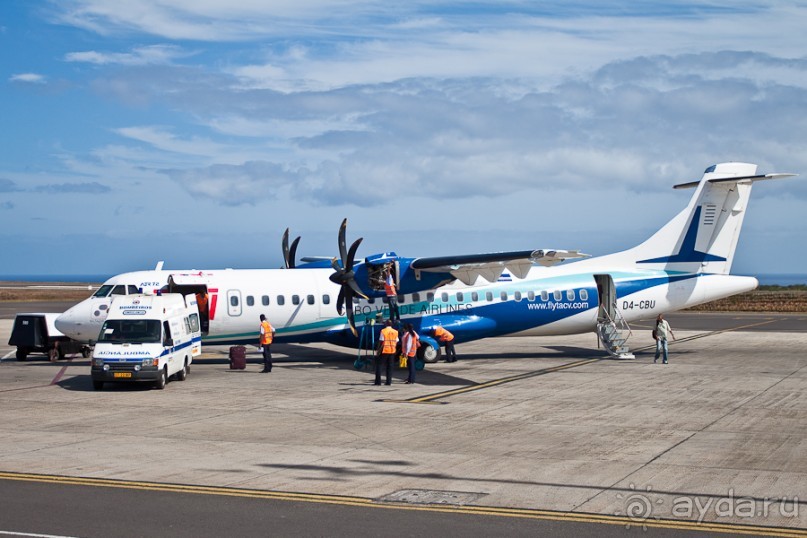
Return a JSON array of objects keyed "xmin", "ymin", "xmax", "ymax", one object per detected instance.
[
  {"xmin": 328, "ymin": 218, "xmax": 366, "ymax": 335},
  {"xmin": 282, "ymin": 228, "xmax": 301, "ymax": 269}
]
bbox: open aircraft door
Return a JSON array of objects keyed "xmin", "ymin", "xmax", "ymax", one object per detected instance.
[
  {"xmin": 594, "ymin": 274, "xmax": 616, "ymax": 323},
  {"xmin": 166, "ymin": 273, "xmax": 213, "ymax": 333}
]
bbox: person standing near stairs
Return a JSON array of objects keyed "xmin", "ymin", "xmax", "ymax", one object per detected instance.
[{"xmin": 653, "ymin": 313, "xmax": 675, "ymax": 364}]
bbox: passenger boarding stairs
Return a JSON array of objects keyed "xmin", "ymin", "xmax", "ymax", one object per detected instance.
[{"xmin": 596, "ymin": 304, "xmax": 635, "ymax": 359}]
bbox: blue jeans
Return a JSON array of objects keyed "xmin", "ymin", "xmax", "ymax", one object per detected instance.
[{"xmin": 654, "ymin": 339, "xmax": 669, "ymax": 363}]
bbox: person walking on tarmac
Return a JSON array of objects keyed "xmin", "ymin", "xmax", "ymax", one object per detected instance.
[
  {"xmin": 384, "ymin": 264, "xmax": 401, "ymax": 323},
  {"xmin": 433, "ymin": 326, "xmax": 457, "ymax": 362},
  {"xmin": 401, "ymin": 323, "xmax": 420, "ymax": 384},
  {"xmin": 258, "ymin": 314, "xmax": 276, "ymax": 373},
  {"xmin": 376, "ymin": 319, "xmax": 398, "ymax": 385},
  {"xmin": 653, "ymin": 313, "xmax": 676, "ymax": 364}
]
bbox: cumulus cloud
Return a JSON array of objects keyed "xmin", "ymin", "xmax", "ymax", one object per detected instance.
[{"xmin": 34, "ymin": 182, "xmax": 111, "ymax": 194}]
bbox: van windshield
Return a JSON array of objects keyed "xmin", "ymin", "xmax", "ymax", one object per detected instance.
[{"xmin": 98, "ymin": 319, "xmax": 161, "ymax": 343}]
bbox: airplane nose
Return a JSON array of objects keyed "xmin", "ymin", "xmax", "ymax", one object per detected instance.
[{"xmin": 55, "ymin": 299, "xmax": 109, "ymax": 342}]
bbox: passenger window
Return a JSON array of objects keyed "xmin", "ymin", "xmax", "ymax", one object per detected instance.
[
  {"xmin": 382, "ymin": 297, "xmax": 389, "ymax": 304},
  {"xmin": 397, "ymin": 294, "xmax": 405, "ymax": 303},
  {"xmin": 322, "ymin": 294, "xmax": 330, "ymax": 305},
  {"xmin": 514, "ymin": 291, "xmax": 522, "ymax": 302},
  {"xmin": 246, "ymin": 295, "xmax": 254, "ymax": 307},
  {"xmin": 500, "ymin": 291, "xmax": 508, "ymax": 301},
  {"xmin": 127, "ymin": 285, "xmax": 139, "ymax": 294},
  {"xmin": 368, "ymin": 298, "xmax": 376, "ymax": 304},
  {"xmin": 427, "ymin": 292, "xmax": 435, "ymax": 302},
  {"xmin": 277, "ymin": 295, "xmax": 285, "ymax": 306},
  {"xmin": 230, "ymin": 295, "xmax": 239, "ymax": 307},
  {"xmin": 580, "ymin": 289, "xmax": 588, "ymax": 301},
  {"xmin": 541, "ymin": 290, "xmax": 549, "ymax": 301},
  {"xmin": 567, "ymin": 290, "xmax": 575, "ymax": 301},
  {"xmin": 441, "ymin": 292, "xmax": 449, "ymax": 303},
  {"xmin": 262, "ymin": 295, "xmax": 270, "ymax": 306},
  {"xmin": 413, "ymin": 293, "xmax": 421, "ymax": 303},
  {"xmin": 307, "ymin": 295, "xmax": 315, "ymax": 305},
  {"xmin": 456, "ymin": 292, "xmax": 464, "ymax": 302},
  {"xmin": 553, "ymin": 290, "xmax": 562, "ymax": 301},
  {"xmin": 528, "ymin": 291, "xmax": 535, "ymax": 301},
  {"xmin": 292, "ymin": 295, "xmax": 300, "ymax": 305},
  {"xmin": 486, "ymin": 291, "xmax": 493, "ymax": 301},
  {"xmin": 471, "ymin": 292, "xmax": 479, "ymax": 302}
]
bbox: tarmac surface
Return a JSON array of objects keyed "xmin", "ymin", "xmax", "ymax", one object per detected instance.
[{"xmin": 0, "ymin": 310, "xmax": 806, "ymax": 536}]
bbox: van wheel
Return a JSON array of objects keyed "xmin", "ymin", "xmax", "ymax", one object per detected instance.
[
  {"xmin": 82, "ymin": 347, "xmax": 91, "ymax": 359},
  {"xmin": 16, "ymin": 349, "xmax": 27, "ymax": 361},
  {"xmin": 155, "ymin": 367, "xmax": 167, "ymax": 390},
  {"xmin": 93, "ymin": 381, "xmax": 104, "ymax": 391},
  {"xmin": 176, "ymin": 361, "xmax": 188, "ymax": 381}
]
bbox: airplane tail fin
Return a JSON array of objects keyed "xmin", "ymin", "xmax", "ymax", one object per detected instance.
[{"xmin": 624, "ymin": 162, "xmax": 795, "ymax": 275}]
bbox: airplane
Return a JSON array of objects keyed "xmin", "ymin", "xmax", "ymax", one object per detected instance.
[{"xmin": 55, "ymin": 162, "xmax": 797, "ymax": 366}]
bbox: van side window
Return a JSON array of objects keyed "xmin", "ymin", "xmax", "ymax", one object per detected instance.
[
  {"xmin": 322, "ymin": 294, "xmax": 330, "ymax": 305},
  {"xmin": 277, "ymin": 295, "xmax": 285, "ymax": 306},
  {"xmin": 184, "ymin": 317, "xmax": 191, "ymax": 333},
  {"xmin": 163, "ymin": 321, "xmax": 171, "ymax": 344},
  {"xmin": 292, "ymin": 295, "xmax": 300, "ymax": 305},
  {"xmin": 262, "ymin": 295, "xmax": 270, "ymax": 306},
  {"xmin": 246, "ymin": 295, "xmax": 255, "ymax": 307},
  {"xmin": 307, "ymin": 295, "xmax": 315, "ymax": 305}
]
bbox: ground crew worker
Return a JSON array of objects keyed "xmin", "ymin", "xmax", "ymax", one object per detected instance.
[
  {"xmin": 384, "ymin": 265, "xmax": 400, "ymax": 323},
  {"xmin": 433, "ymin": 326, "xmax": 457, "ymax": 362},
  {"xmin": 401, "ymin": 323, "xmax": 420, "ymax": 384},
  {"xmin": 376, "ymin": 319, "xmax": 398, "ymax": 385},
  {"xmin": 196, "ymin": 291, "xmax": 209, "ymax": 332},
  {"xmin": 259, "ymin": 314, "xmax": 275, "ymax": 373}
]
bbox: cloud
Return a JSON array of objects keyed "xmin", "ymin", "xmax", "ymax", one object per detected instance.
[
  {"xmin": 9, "ymin": 73, "xmax": 46, "ymax": 84},
  {"xmin": 65, "ymin": 44, "xmax": 191, "ymax": 65},
  {"xmin": 34, "ymin": 182, "xmax": 111, "ymax": 194},
  {"xmin": 0, "ymin": 178, "xmax": 21, "ymax": 192},
  {"xmin": 0, "ymin": 201, "xmax": 13, "ymax": 210}
]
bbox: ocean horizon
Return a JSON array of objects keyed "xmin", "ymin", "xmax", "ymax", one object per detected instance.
[{"xmin": 2, "ymin": 273, "xmax": 806, "ymax": 286}]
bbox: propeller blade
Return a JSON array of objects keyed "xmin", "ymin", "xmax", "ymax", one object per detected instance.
[
  {"xmin": 346, "ymin": 237, "xmax": 363, "ymax": 271},
  {"xmin": 288, "ymin": 236, "xmax": 300, "ymax": 269},
  {"xmin": 344, "ymin": 288, "xmax": 357, "ymax": 336},
  {"xmin": 347, "ymin": 277, "xmax": 367, "ymax": 299},
  {"xmin": 336, "ymin": 287, "xmax": 346, "ymax": 315},
  {"xmin": 338, "ymin": 218, "xmax": 348, "ymax": 267},
  {"xmin": 282, "ymin": 228, "xmax": 291, "ymax": 269}
]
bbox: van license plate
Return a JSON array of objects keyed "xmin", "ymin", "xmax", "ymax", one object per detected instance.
[{"xmin": 113, "ymin": 372, "xmax": 132, "ymax": 378}]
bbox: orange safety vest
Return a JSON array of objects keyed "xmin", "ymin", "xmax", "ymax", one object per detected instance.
[
  {"xmin": 197, "ymin": 293, "xmax": 208, "ymax": 313},
  {"xmin": 402, "ymin": 331, "xmax": 419, "ymax": 358},
  {"xmin": 434, "ymin": 326, "xmax": 454, "ymax": 342},
  {"xmin": 380, "ymin": 326, "xmax": 398, "ymax": 354},
  {"xmin": 260, "ymin": 320, "xmax": 274, "ymax": 345},
  {"xmin": 384, "ymin": 274, "xmax": 397, "ymax": 296}
]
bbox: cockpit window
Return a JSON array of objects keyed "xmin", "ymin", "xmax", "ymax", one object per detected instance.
[
  {"xmin": 127, "ymin": 285, "xmax": 140, "ymax": 294},
  {"xmin": 93, "ymin": 285, "xmax": 113, "ymax": 298},
  {"xmin": 110, "ymin": 285, "xmax": 126, "ymax": 296}
]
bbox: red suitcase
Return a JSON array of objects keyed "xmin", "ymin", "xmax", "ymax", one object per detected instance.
[{"xmin": 229, "ymin": 345, "xmax": 247, "ymax": 370}]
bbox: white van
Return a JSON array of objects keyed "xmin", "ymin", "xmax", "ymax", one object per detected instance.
[{"xmin": 90, "ymin": 293, "xmax": 201, "ymax": 391}]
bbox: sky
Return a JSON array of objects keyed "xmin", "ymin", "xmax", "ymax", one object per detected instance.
[{"xmin": 1, "ymin": 1, "xmax": 806, "ymax": 277}]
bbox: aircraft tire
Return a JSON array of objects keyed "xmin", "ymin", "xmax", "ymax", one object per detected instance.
[{"xmin": 419, "ymin": 342, "xmax": 441, "ymax": 363}]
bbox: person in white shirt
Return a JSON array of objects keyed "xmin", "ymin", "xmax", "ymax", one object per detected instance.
[{"xmin": 653, "ymin": 313, "xmax": 676, "ymax": 364}]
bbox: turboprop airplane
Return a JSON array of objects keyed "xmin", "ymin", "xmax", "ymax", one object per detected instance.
[{"xmin": 55, "ymin": 162, "xmax": 795, "ymax": 364}]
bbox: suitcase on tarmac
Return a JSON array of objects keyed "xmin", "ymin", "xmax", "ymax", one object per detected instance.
[{"xmin": 229, "ymin": 345, "xmax": 247, "ymax": 370}]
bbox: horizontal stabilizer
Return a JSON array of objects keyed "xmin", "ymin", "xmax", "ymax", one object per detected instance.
[{"xmin": 673, "ymin": 172, "xmax": 797, "ymax": 189}]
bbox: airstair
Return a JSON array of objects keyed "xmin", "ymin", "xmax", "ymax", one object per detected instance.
[{"xmin": 594, "ymin": 274, "xmax": 635, "ymax": 359}]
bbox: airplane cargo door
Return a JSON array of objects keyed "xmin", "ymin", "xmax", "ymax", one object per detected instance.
[
  {"xmin": 227, "ymin": 290, "xmax": 242, "ymax": 317},
  {"xmin": 594, "ymin": 274, "xmax": 616, "ymax": 323}
]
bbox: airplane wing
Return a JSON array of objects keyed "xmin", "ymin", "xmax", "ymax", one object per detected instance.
[{"xmin": 410, "ymin": 249, "xmax": 589, "ymax": 285}]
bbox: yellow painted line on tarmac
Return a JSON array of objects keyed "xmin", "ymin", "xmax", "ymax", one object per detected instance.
[
  {"xmin": 384, "ymin": 358, "xmax": 601, "ymax": 405},
  {"xmin": 0, "ymin": 471, "xmax": 804, "ymax": 537}
]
